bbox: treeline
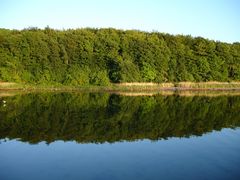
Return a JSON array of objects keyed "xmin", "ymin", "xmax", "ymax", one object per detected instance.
[
  {"xmin": 0, "ymin": 27, "xmax": 240, "ymax": 85},
  {"xmin": 1, "ymin": 93, "xmax": 240, "ymax": 144}
]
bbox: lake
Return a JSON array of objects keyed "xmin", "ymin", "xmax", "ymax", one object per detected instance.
[{"xmin": 0, "ymin": 92, "xmax": 240, "ymax": 180}]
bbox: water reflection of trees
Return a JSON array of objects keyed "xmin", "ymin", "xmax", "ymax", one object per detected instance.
[{"xmin": 0, "ymin": 93, "xmax": 239, "ymax": 144}]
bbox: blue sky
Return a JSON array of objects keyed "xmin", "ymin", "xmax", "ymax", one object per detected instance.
[{"xmin": 0, "ymin": 0, "xmax": 239, "ymax": 43}]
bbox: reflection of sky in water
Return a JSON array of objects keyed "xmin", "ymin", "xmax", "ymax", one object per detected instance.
[{"xmin": 1, "ymin": 128, "xmax": 240, "ymax": 180}]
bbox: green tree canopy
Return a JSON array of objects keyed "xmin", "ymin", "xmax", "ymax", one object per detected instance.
[{"xmin": 0, "ymin": 28, "xmax": 240, "ymax": 85}]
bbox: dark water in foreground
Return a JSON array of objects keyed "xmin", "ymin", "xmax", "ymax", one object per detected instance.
[{"xmin": 0, "ymin": 92, "xmax": 240, "ymax": 180}]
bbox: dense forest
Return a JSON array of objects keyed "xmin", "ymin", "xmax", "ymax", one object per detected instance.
[
  {"xmin": 0, "ymin": 27, "xmax": 240, "ymax": 85},
  {"xmin": 0, "ymin": 93, "xmax": 240, "ymax": 144}
]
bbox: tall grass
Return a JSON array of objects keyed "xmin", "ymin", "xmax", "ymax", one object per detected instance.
[{"xmin": 1, "ymin": 81, "xmax": 240, "ymax": 92}]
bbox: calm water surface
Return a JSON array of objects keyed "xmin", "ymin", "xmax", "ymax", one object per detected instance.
[{"xmin": 0, "ymin": 92, "xmax": 240, "ymax": 180}]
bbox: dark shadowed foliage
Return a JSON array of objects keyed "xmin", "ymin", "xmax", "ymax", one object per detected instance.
[{"xmin": 0, "ymin": 93, "xmax": 240, "ymax": 144}]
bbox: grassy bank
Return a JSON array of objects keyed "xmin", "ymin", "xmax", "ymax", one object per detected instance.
[
  {"xmin": 116, "ymin": 82, "xmax": 240, "ymax": 90},
  {"xmin": 1, "ymin": 81, "xmax": 240, "ymax": 92}
]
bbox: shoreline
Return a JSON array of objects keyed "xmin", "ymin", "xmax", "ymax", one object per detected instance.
[
  {"xmin": 2, "ymin": 82, "xmax": 240, "ymax": 92},
  {"xmin": 3, "ymin": 87, "xmax": 240, "ymax": 91},
  {"xmin": 1, "ymin": 82, "xmax": 240, "ymax": 97}
]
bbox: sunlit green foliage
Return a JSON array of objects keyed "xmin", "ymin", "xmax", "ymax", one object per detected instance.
[{"xmin": 0, "ymin": 28, "xmax": 240, "ymax": 85}]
